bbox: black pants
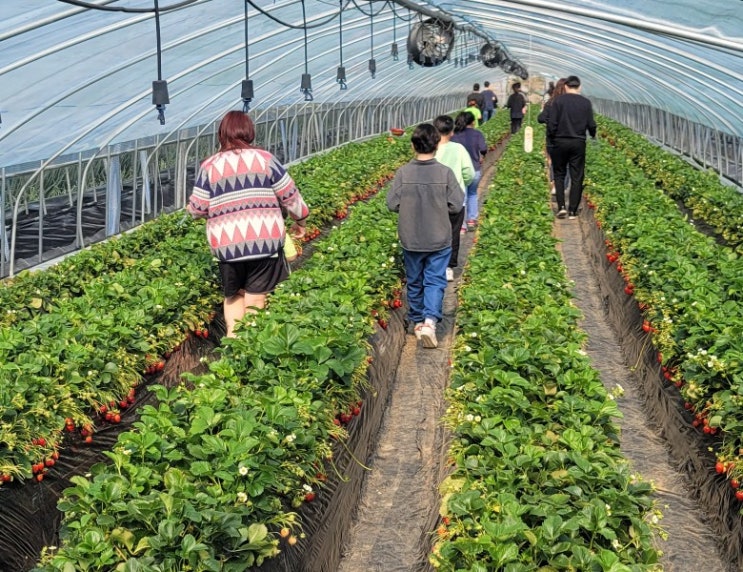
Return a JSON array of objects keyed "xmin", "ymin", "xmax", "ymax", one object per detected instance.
[
  {"xmin": 510, "ymin": 117, "xmax": 523, "ymax": 134},
  {"xmin": 551, "ymin": 138, "xmax": 587, "ymax": 213},
  {"xmin": 448, "ymin": 207, "xmax": 465, "ymax": 268}
]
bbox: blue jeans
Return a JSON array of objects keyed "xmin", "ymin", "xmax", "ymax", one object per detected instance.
[
  {"xmin": 403, "ymin": 247, "xmax": 451, "ymax": 324},
  {"xmin": 466, "ymin": 170, "xmax": 482, "ymax": 222}
]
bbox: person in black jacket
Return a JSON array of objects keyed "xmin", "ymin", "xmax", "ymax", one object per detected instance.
[
  {"xmin": 546, "ymin": 75, "xmax": 596, "ymax": 219},
  {"xmin": 465, "ymin": 83, "xmax": 485, "ymax": 112},
  {"xmin": 505, "ymin": 82, "xmax": 527, "ymax": 134}
]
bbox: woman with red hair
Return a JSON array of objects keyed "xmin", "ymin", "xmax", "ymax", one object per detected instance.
[{"xmin": 188, "ymin": 110, "xmax": 309, "ymax": 337}]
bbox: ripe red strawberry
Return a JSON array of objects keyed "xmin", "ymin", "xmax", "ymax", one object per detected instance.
[
  {"xmin": 736, "ymin": 490, "xmax": 743, "ymax": 502},
  {"xmin": 304, "ymin": 492, "xmax": 316, "ymax": 502},
  {"xmin": 716, "ymin": 462, "xmax": 726, "ymax": 474}
]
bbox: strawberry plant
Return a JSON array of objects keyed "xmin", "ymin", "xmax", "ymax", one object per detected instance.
[{"xmin": 584, "ymin": 120, "xmax": 743, "ymax": 486}]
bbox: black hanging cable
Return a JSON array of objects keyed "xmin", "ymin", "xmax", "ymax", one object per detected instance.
[
  {"xmin": 350, "ymin": 0, "xmax": 388, "ymax": 18},
  {"xmin": 246, "ymin": 0, "xmax": 346, "ymax": 30},
  {"xmin": 388, "ymin": 2, "xmax": 416, "ymax": 22},
  {"xmin": 368, "ymin": 0, "xmax": 376, "ymax": 78},
  {"xmin": 241, "ymin": 0, "xmax": 254, "ymax": 111},
  {"xmin": 56, "ymin": 0, "xmax": 201, "ymax": 12},
  {"xmin": 299, "ymin": 0, "xmax": 312, "ymax": 101},
  {"xmin": 406, "ymin": 8, "xmax": 414, "ymax": 69},
  {"xmin": 151, "ymin": 0, "xmax": 169, "ymax": 125},
  {"xmin": 336, "ymin": 0, "xmax": 347, "ymax": 90},
  {"xmin": 390, "ymin": 3, "xmax": 399, "ymax": 61}
]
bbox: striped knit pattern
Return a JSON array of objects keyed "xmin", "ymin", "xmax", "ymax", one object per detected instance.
[{"xmin": 188, "ymin": 148, "xmax": 309, "ymax": 262}]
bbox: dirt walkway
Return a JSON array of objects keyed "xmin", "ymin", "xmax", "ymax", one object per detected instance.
[
  {"xmin": 554, "ymin": 210, "xmax": 732, "ymax": 572},
  {"xmin": 336, "ymin": 152, "xmax": 501, "ymax": 572}
]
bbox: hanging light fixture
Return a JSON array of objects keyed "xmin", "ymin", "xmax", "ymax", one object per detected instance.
[
  {"xmin": 241, "ymin": 0, "xmax": 254, "ymax": 112},
  {"xmin": 300, "ymin": 0, "xmax": 312, "ymax": 101},
  {"xmin": 407, "ymin": 9, "xmax": 414, "ymax": 70},
  {"xmin": 337, "ymin": 0, "xmax": 347, "ymax": 89},
  {"xmin": 151, "ymin": 0, "xmax": 169, "ymax": 124},
  {"xmin": 368, "ymin": 0, "xmax": 376, "ymax": 79},
  {"xmin": 390, "ymin": 4, "xmax": 399, "ymax": 61}
]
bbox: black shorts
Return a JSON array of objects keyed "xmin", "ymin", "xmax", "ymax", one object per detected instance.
[{"xmin": 219, "ymin": 251, "xmax": 290, "ymax": 298}]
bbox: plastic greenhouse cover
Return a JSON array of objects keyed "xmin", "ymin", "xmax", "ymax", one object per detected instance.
[{"xmin": 0, "ymin": 0, "xmax": 741, "ymax": 169}]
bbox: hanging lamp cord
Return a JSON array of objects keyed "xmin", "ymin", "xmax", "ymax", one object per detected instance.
[
  {"xmin": 337, "ymin": 0, "xmax": 347, "ymax": 89},
  {"xmin": 300, "ymin": 0, "xmax": 313, "ymax": 101},
  {"xmin": 153, "ymin": 0, "xmax": 167, "ymax": 124}
]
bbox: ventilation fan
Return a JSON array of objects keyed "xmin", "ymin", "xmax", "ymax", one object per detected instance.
[
  {"xmin": 407, "ymin": 19, "xmax": 455, "ymax": 67},
  {"xmin": 500, "ymin": 58, "xmax": 518, "ymax": 74},
  {"xmin": 480, "ymin": 43, "xmax": 504, "ymax": 68}
]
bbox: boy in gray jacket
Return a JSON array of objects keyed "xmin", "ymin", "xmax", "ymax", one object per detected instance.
[{"xmin": 386, "ymin": 123, "xmax": 465, "ymax": 348}]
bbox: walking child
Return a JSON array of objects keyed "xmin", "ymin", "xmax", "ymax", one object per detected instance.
[{"xmin": 386, "ymin": 123, "xmax": 465, "ymax": 348}]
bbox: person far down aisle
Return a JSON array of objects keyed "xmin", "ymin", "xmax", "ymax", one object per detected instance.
[
  {"xmin": 546, "ymin": 75, "xmax": 597, "ymax": 220},
  {"xmin": 480, "ymin": 81, "xmax": 498, "ymax": 123},
  {"xmin": 386, "ymin": 123, "xmax": 465, "ymax": 349},
  {"xmin": 433, "ymin": 115, "xmax": 475, "ymax": 283}
]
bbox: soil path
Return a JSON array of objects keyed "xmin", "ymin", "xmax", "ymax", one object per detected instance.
[
  {"xmin": 336, "ymin": 150, "xmax": 502, "ymax": 572},
  {"xmin": 554, "ymin": 209, "xmax": 732, "ymax": 572}
]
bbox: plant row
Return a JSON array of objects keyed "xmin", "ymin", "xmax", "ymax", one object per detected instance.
[
  {"xmin": 429, "ymin": 123, "xmax": 662, "ymax": 570},
  {"xmin": 0, "ymin": 132, "xmax": 415, "ymax": 482},
  {"xmin": 583, "ymin": 127, "xmax": 743, "ymax": 489},
  {"xmin": 33, "ymin": 115, "xmax": 513, "ymax": 570},
  {"xmin": 596, "ymin": 116, "xmax": 743, "ymax": 251}
]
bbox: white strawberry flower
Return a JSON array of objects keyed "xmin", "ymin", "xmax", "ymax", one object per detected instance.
[
  {"xmin": 239, "ymin": 466, "xmax": 249, "ymax": 476},
  {"xmin": 236, "ymin": 492, "xmax": 248, "ymax": 503},
  {"xmin": 303, "ymin": 484, "xmax": 313, "ymax": 492}
]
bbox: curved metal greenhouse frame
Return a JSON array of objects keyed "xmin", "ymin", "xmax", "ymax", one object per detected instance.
[{"xmin": 0, "ymin": 0, "xmax": 741, "ymax": 276}]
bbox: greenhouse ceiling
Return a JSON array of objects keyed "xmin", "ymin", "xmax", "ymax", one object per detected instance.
[{"xmin": 1, "ymin": 0, "xmax": 741, "ymax": 169}]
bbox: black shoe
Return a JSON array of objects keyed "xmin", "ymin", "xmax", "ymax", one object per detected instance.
[
  {"xmin": 568, "ymin": 211, "xmax": 577, "ymax": 220},
  {"xmin": 556, "ymin": 208, "xmax": 567, "ymax": 219}
]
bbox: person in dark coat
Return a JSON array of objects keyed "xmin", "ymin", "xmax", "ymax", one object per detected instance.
[{"xmin": 546, "ymin": 75, "xmax": 597, "ymax": 219}]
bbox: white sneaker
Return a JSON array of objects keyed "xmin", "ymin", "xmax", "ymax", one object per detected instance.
[
  {"xmin": 557, "ymin": 208, "xmax": 568, "ymax": 219},
  {"xmin": 417, "ymin": 323, "xmax": 438, "ymax": 348},
  {"xmin": 414, "ymin": 323, "xmax": 424, "ymax": 340},
  {"xmin": 446, "ymin": 267, "xmax": 454, "ymax": 282}
]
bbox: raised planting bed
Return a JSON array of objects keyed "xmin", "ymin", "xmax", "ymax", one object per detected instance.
[
  {"xmin": 429, "ymin": 123, "xmax": 662, "ymax": 570},
  {"xmin": 596, "ymin": 116, "xmax": 743, "ymax": 251},
  {"xmin": 582, "ymin": 130, "xmax": 743, "ymax": 566}
]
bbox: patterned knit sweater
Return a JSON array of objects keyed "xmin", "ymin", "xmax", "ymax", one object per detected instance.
[{"xmin": 188, "ymin": 148, "xmax": 309, "ymax": 262}]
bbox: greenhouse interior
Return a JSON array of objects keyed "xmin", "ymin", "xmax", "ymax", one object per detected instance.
[{"xmin": 0, "ymin": 0, "xmax": 742, "ymax": 570}]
